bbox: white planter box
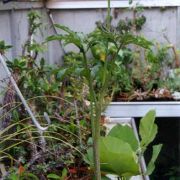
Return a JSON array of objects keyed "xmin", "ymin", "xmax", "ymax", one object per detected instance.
[{"xmin": 105, "ymin": 102, "xmax": 180, "ymax": 118}]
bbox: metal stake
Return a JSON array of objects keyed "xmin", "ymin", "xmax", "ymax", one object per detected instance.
[{"xmin": 0, "ymin": 54, "xmax": 50, "ymax": 131}]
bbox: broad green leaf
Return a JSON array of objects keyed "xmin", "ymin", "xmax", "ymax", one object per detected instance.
[
  {"xmin": 146, "ymin": 144, "xmax": 162, "ymax": 175},
  {"xmin": 47, "ymin": 173, "xmax": 61, "ymax": 179},
  {"xmin": 85, "ymin": 137, "xmax": 139, "ymax": 177},
  {"xmin": 108, "ymin": 124, "xmax": 139, "ymax": 151},
  {"xmin": 99, "ymin": 136, "xmax": 139, "ymax": 177},
  {"xmin": 139, "ymin": 110, "xmax": 157, "ymax": 148}
]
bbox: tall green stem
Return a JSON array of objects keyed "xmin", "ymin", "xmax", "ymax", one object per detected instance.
[
  {"xmin": 107, "ymin": 0, "xmax": 111, "ymax": 31},
  {"xmin": 92, "ymin": 104, "xmax": 101, "ymax": 180},
  {"xmin": 82, "ymin": 50, "xmax": 101, "ymax": 180}
]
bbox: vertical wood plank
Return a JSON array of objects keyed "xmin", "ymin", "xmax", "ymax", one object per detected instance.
[{"xmin": 176, "ymin": 7, "xmax": 180, "ymax": 48}]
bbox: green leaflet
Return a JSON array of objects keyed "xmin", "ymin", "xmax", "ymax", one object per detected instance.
[
  {"xmin": 139, "ymin": 110, "xmax": 158, "ymax": 148},
  {"xmin": 99, "ymin": 136, "xmax": 139, "ymax": 177},
  {"xmin": 85, "ymin": 136, "xmax": 140, "ymax": 178},
  {"xmin": 47, "ymin": 168, "xmax": 67, "ymax": 180},
  {"xmin": 146, "ymin": 144, "xmax": 163, "ymax": 175},
  {"xmin": 47, "ymin": 174, "xmax": 61, "ymax": 179},
  {"xmin": 108, "ymin": 124, "xmax": 139, "ymax": 151}
]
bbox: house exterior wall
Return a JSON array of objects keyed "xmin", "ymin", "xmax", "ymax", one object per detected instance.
[{"xmin": 0, "ymin": 2, "xmax": 179, "ymax": 64}]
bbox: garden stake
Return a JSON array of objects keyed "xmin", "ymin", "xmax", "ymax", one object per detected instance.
[{"xmin": 0, "ymin": 54, "xmax": 50, "ymax": 139}]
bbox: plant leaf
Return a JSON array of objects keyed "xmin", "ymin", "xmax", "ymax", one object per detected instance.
[
  {"xmin": 54, "ymin": 24, "xmax": 75, "ymax": 34},
  {"xmin": 46, "ymin": 35, "xmax": 64, "ymax": 42},
  {"xmin": 84, "ymin": 147, "xmax": 93, "ymax": 165},
  {"xmin": 61, "ymin": 168, "xmax": 68, "ymax": 179},
  {"xmin": 120, "ymin": 34, "xmax": 153, "ymax": 49},
  {"xmin": 99, "ymin": 136, "xmax": 139, "ymax": 177},
  {"xmin": 47, "ymin": 24, "xmax": 84, "ymax": 50},
  {"xmin": 57, "ymin": 68, "xmax": 68, "ymax": 80},
  {"xmin": 108, "ymin": 124, "xmax": 139, "ymax": 151},
  {"xmin": 145, "ymin": 144, "xmax": 163, "ymax": 175},
  {"xmin": 86, "ymin": 137, "xmax": 140, "ymax": 177},
  {"xmin": 47, "ymin": 173, "xmax": 61, "ymax": 179},
  {"xmin": 139, "ymin": 110, "xmax": 157, "ymax": 148}
]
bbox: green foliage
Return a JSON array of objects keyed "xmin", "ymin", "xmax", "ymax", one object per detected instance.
[
  {"xmin": 99, "ymin": 136, "xmax": 139, "ymax": 177},
  {"xmin": 1, "ymin": 3, "xmax": 169, "ymax": 180},
  {"xmin": 166, "ymin": 68, "xmax": 180, "ymax": 91},
  {"xmin": 46, "ymin": 10, "xmax": 156, "ymax": 178},
  {"xmin": 9, "ymin": 173, "xmax": 39, "ymax": 180},
  {"xmin": 0, "ymin": 40, "xmax": 12, "ymax": 54},
  {"xmin": 146, "ymin": 144, "xmax": 163, "ymax": 175},
  {"xmin": 47, "ymin": 168, "xmax": 67, "ymax": 180},
  {"xmin": 28, "ymin": 11, "xmax": 42, "ymax": 35},
  {"xmin": 47, "ymin": 24, "xmax": 84, "ymax": 50},
  {"xmin": 1, "ymin": 10, "xmax": 91, "ymax": 180},
  {"xmin": 139, "ymin": 110, "xmax": 157, "ymax": 149},
  {"xmin": 86, "ymin": 110, "xmax": 162, "ymax": 178},
  {"xmin": 139, "ymin": 110, "xmax": 163, "ymax": 175},
  {"xmin": 108, "ymin": 124, "xmax": 139, "ymax": 151},
  {"xmin": 6, "ymin": 58, "xmax": 26, "ymax": 71}
]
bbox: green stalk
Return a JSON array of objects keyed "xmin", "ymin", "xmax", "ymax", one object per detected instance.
[
  {"xmin": 107, "ymin": 0, "xmax": 111, "ymax": 31},
  {"xmin": 91, "ymin": 102, "xmax": 101, "ymax": 180},
  {"xmin": 82, "ymin": 50, "xmax": 101, "ymax": 180}
]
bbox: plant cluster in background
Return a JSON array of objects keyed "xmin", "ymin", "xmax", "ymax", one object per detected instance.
[
  {"xmin": 0, "ymin": 11, "xmax": 92, "ymax": 180},
  {"xmin": 95, "ymin": 5, "xmax": 180, "ymax": 101}
]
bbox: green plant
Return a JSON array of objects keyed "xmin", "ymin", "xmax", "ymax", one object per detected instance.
[
  {"xmin": 47, "ymin": 3, "xmax": 152, "ymax": 178},
  {"xmin": 0, "ymin": 40, "xmax": 12, "ymax": 55},
  {"xmin": 86, "ymin": 110, "xmax": 162, "ymax": 179},
  {"xmin": 96, "ymin": 4, "xmax": 180, "ymax": 101},
  {"xmin": 132, "ymin": 44, "xmax": 170, "ymax": 91},
  {"xmin": 6, "ymin": 172, "xmax": 39, "ymax": 180},
  {"xmin": 47, "ymin": 168, "xmax": 67, "ymax": 180},
  {"xmin": 1, "ymin": 11, "xmax": 91, "ymax": 179}
]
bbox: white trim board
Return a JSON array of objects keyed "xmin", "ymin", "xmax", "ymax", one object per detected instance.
[
  {"xmin": 46, "ymin": 0, "xmax": 180, "ymax": 9},
  {"xmin": 105, "ymin": 102, "xmax": 180, "ymax": 117},
  {"xmin": 0, "ymin": 2, "xmax": 43, "ymax": 11}
]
